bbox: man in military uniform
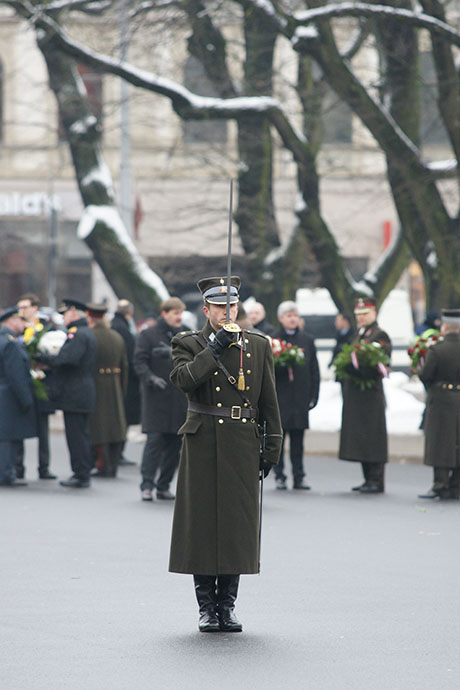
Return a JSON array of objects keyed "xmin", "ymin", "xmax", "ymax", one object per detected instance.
[
  {"xmin": 37, "ymin": 299, "xmax": 97, "ymax": 488},
  {"xmin": 0, "ymin": 307, "xmax": 37, "ymax": 486},
  {"xmin": 169, "ymin": 276, "xmax": 282, "ymax": 633},
  {"xmin": 418, "ymin": 309, "xmax": 460, "ymax": 500},
  {"xmin": 134, "ymin": 297, "xmax": 187, "ymax": 501},
  {"xmin": 87, "ymin": 304, "xmax": 128, "ymax": 478},
  {"xmin": 339, "ymin": 297, "xmax": 392, "ymax": 494}
]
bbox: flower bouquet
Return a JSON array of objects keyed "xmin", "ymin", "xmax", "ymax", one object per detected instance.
[
  {"xmin": 271, "ymin": 338, "xmax": 305, "ymax": 382},
  {"xmin": 407, "ymin": 334, "xmax": 442, "ymax": 375},
  {"xmin": 333, "ymin": 341, "xmax": 390, "ymax": 391},
  {"xmin": 22, "ymin": 322, "xmax": 55, "ymax": 401}
]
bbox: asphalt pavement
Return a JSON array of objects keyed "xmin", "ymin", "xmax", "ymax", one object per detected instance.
[{"xmin": 1, "ymin": 432, "xmax": 459, "ymax": 690}]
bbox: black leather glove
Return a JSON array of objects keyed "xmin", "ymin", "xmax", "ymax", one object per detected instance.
[
  {"xmin": 207, "ymin": 328, "xmax": 236, "ymax": 358},
  {"xmin": 152, "ymin": 344, "xmax": 171, "ymax": 359},
  {"xmin": 149, "ymin": 374, "xmax": 168, "ymax": 390},
  {"xmin": 259, "ymin": 458, "xmax": 272, "ymax": 479}
]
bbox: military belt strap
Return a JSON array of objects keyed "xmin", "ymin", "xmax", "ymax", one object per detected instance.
[{"xmin": 188, "ymin": 401, "xmax": 257, "ymax": 420}]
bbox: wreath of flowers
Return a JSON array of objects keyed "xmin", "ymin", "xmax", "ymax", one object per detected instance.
[
  {"xmin": 270, "ymin": 338, "xmax": 306, "ymax": 367},
  {"xmin": 22, "ymin": 322, "xmax": 52, "ymax": 401},
  {"xmin": 407, "ymin": 334, "xmax": 442, "ymax": 375},
  {"xmin": 333, "ymin": 341, "xmax": 390, "ymax": 391}
]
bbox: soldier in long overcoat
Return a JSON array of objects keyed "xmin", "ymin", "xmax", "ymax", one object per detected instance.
[
  {"xmin": 418, "ymin": 309, "xmax": 460, "ymax": 500},
  {"xmin": 273, "ymin": 300, "xmax": 320, "ymax": 490},
  {"xmin": 39, "ymin": 299, "xmax": 97, "ymax": 488},
  {"xmin": 87, "ymin": 305, "xmax": 128, "ymax": 477},
  {"xmin": 338, "ymin": 297, "xmax": 392, "ymax": 493},
  {"xmin": 0, "ymin": 307, "xmax": 37, "ymax": 486},
  {"xmin": 169, "ymin": 276, "xmax": 282, "ymax": 634},
  {"xmin": 134, "ymin": 297, "xmax": 187, "ymax": 501}
]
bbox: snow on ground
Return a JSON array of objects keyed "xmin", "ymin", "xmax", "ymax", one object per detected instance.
[{"xmin": 309, "ymin": 372, "xmax": 425, "ymax": 435}]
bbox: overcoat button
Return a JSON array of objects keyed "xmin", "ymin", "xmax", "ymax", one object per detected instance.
[
  {"xmin": 246, "ymin": 369, "xmax": 251, "ymax": 374},
  {"xmin": 246, "ymin": 353, "xmax": 251, "ymax": 358},
  {"xmin": 245, "ymin": 339, "xmax": 249, "ymax": 344},
  {"xmin": 216, "ymin": 386, "xmax": 221, "ymax": 392},
  {"xmin": 218, "ymin": 419, "xmax": 224, "ymax": 424},
  {"xmin": 242, "ymin": 419, "xmax": 247, "ymax": 423},
  {"xmin": 214, "ymin": 371, "xmax": 218, "ymax": 375},
  {"xmin": 246, "ymin": 386, "xmax": 250, "ymax": 391},
  {"xmin": 217, "ymin": 403, "xmax": 222, "ymax": 408}
]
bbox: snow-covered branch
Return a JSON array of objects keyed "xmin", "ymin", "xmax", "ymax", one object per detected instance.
[{"xmin": 35, "ymin": 0, "xmax": 113, "ymax": 13}]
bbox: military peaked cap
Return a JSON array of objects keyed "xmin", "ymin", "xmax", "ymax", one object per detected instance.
[
  {"xmin": 0, "ymin": 306, "xmax": 20, "ymax": 323},
  {"xmin": 197, "ymin": 276, "xmax": 241, "ymax": 304},
  {"xmin": 441, "ymin": 308, "xmax": 460, "ymax": 324},
  {"xmin": 354, "ymin": 296, "xmax": 377, "ymax": 314},
  {"xmin": 86, "ymin": 303, "xmax": 108, "ymax": 318},
  {"xmin": 57, "ymin": 298, "xmax": 87, "ymax": 314}
]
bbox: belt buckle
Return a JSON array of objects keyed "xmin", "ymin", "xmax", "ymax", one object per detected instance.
[{"xmin": 231, "ymin": 406, "xmax": 241, "ymax": 420}]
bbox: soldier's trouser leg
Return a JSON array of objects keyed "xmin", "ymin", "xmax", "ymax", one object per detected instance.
[
  {"xmin": 217, "ymin": 575, "xmax": 243, "ymax": 632},
  {"xmin": 15, "ymin": 440, "xmax": 25, "ymax": 478},
  {"xmin": 38, "ymin": 413, "xmax": 51, "ymax": 474},
  {"xmin": 140, "ymin": 432, "xmax": 164, "ymax": 490},
  {"xmin": 449, "ymin": 468, "xmax": 460, "ymax": 493},
  {"xmin": 274, "ymin": 435, "xmax": 287, "ymax": 481},
  {"xmin": 290, "ymin": 429, "xmax": 306, "ymax": 484},
  {"xmin": 107, "ymin": 442, "xmax": 123, "ymax": 477},
  {"xmin": 433, "ymin": 468, "xmax": 450, "ymax": 492},
  {"xmin": 361, "ymin": 462, "xmax": 385, "ymax": 489},
  {"xmin": 193, "ymin": 575, "xmax": 220, "ymax": 633},
  {"xmin": 156, "ymin": 434, "xmax": 182, "ymax": 492},
  {"xmin": 0, "ymin": 441, "xmax": 17, "ymax": 484},
  {"xmin": 63, "ymin": 412, "xmax": 91, "ymax": 481}
]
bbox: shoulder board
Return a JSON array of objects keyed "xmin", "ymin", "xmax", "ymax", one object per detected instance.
[
  {"xmin": 245, "ymin": 329, "xmax": 269, "ymax": 339},
  {"xmin": 68, "ymin": 326, "xmax": 78, "ymax": 334},
  {"xmin": 176, "ymin": 330, "xmax": 198, "ymax": 338}
]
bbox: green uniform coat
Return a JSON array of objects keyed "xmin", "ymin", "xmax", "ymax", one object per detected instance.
[
  {"xmin": 339, "ymin": 322, "xmax": 392, "ymax": 464},
  {"xmin": 169, "ymin": 321, "xmax": 282, "ymax": 576},
  {"xmin": 419, "ymin": 332, "xmax": 460, "ymax": 469},
  {"xmin": 88, "ymin": 322, "xmax": 128, "ymax": 445}
]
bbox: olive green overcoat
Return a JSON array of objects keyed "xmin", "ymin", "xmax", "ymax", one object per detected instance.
[
  {"xmin": 339, "ymin": 322, "xmax": 392, "ymax": 464},
  {"xmin": 419, "ymin": 333, "xmax": 460, "ymax": 469},
  {"xmin": 169, "ymin": 321, "xmax": 282, "ymax": 575},
  {"xmin": 88, "ymin": 322, "xmax": 128, "ymax": 445}
]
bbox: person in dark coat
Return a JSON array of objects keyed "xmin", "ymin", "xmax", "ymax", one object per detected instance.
[
  {"xmin": 418, "ymin": 309, "xmax": 460, "ymax": 500},
  {"xmin": 273, "ymin": 300, "xmax": 320, "ymax": 490},
  {"xmin": 87, "ymin": 305, "xmax": 128, "ymax": 477},
  {"xmin": 38, "ymin": 299, "xmax": 97, "ymax": 488},
  {"xmin": 329, "ymin": 312, "xmax": 354, "ymax": 368},
  {"xmin": 247, "ymin": 301, "xmax": 277, "ymax": 336},
  {"xmin": 338, "ymin": 297, "xmax": 392, "ymax": 494},
  {"xmin": 134, "ymin": 297, "xmax": 187, "ymax": 501},
  {"xmin": 169, "ymin": 276, "xmax": 282, "ymax": 633},
  {"xmin": 15, "ymin": 292, "xmax": 57, "ymax": 480},
  {"xmin": 0, "ymin": 307, "xmax": 37, "ymax": 486},
  {"xmin": 111, "ymin": 300, "xmax": 141, "ymax": 464}
]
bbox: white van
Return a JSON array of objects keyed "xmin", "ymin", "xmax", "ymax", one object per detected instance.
[{"xmin": 296, "ymin": 287, "xmax": 413, "ymax": 378}]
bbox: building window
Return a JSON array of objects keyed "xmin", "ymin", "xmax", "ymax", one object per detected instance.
[
  {"xmin": 183, "ymin": 56, "xmax": 227, "ymax": 144},
  {"xmin": 58, "ymin": 65, "xmax": 103, "ymax": 141},
  {"xmin": 0, "ymin": 59, "xmax": 3, "ymax": 143},
  {"xmin": 420, "ymin": 51, "xmax": 449, "ymax": 146},
  {"xmin": 323, "ymin": 88, "xmax": 353, "ymax": 144}
]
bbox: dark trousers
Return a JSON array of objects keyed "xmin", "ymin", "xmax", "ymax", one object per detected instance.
[
  {"xmin": 140, "ymin": 432, "xmax": 182, "ymax": 492},
  {"xmin": 361, "ymin": 461, "xmax": 385, "ymax": 488},
  {"xmin": 92, "ymin": 442, "xmax": 124, "ymax": 477},
  {"xmin": 433, "ymin": 467, "xmax": 460, "ymax": 491},
  {"xmin": 15, "ymin": 413, "xmax": 51, "ymax": 477},
  {"xmin": 0, "ymin": 440, "xmax": 22, "ymax": 484},
  {"xmin": 64, "ymin": 412, "xmax": 91, "ymax": 481},
  {"xmin": 274, "ymin": 429, "xmax": 305, "ymax": 483}
]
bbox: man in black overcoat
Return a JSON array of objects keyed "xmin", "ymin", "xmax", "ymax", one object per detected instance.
[
  {"xmin": 273, "ymin": 300, "xmax": 320, "ymax": 490},
  {"xmin": 38, "ymin": 299, "xmax": 97, "ymax": 488},
  {"xmin": 0, "ymin": 307, "xmax": 37, "ymax": 486},
  {"xmin": 418, "ymin": 309, "xmax": 460, "ymax": 500},
  {"xmin": 134, "ymin": 297, "xmax": 187, "ymax": 501}
]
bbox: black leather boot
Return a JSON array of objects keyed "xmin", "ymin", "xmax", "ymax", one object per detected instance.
[
  {"xmin": 193, "ymin": 575, "xmax": 220, "ymax": 633},
  {"xmin": 217, "ymin": 575, "xmax": 243, "ymax": 632}
]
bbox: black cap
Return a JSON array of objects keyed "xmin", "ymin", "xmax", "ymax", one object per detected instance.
[
  {"xmin": 441, "ymin": 308, "xmax": 460, "ymax": 324},
  {"xmin": 197, "ymin": 276, "xmax": 241, "ymax": 305},
  {"xmin": 57, "ymin": 298, "xmax": 87, "ymax": 314},
  {"xmin": 86, "ymin": 303, "xmax": 108, "ymax": 318},
  {"xmin": 0, "ymin": 306, "xmax": 20, "ymax": 323}
]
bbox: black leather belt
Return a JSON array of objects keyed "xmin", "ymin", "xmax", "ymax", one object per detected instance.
[{"xmin": 188, "ymin": 401, "xmax": 257, "ymax": 420}]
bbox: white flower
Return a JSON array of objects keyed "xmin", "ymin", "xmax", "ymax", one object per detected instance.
[{"xmin": 37, "ymin": 330, "xmax": 67, "ymax": 355}]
